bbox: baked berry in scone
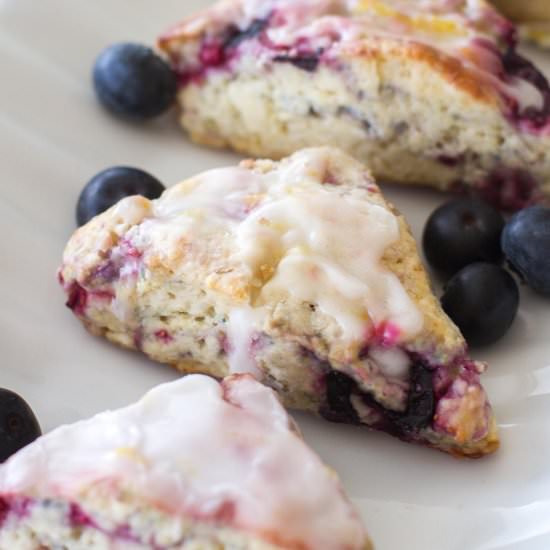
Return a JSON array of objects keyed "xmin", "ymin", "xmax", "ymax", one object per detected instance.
[
  {"xmin": 59, "ymin": 147, "xmax": 499, "ymax": 458},
  {"xmin": 159, "ymin": 0, "xmax": 550, "ymax": 211},
  {"xmin": 0, "ymin": 374, "xmax": 371, "ymax": 550}
]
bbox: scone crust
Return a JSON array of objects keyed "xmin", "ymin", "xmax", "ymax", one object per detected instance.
[{"xmin": 160, "ymin": 10, "xmax": 500, "ymax": 108}]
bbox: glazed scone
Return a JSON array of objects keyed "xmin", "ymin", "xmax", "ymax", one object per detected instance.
[
  {"xmin": 159, "ymin": 0, "xmax": 550, "ymax": 211},
  {"xmin": 59, "ymin": 147, "xmax": 499, "ymax": 457},
  {"xmin": 0, "ymin": 374, "xmax": 371, "ymax": 550},
  {"xmin": 492, "ymin": 0, "xmax": 550, "ymax": 47}
]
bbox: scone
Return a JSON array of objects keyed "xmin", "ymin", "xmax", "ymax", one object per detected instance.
[
  {"xmin": 159, "ymin": 0, "xmax": 550, "ymax": 211},
  {"xmin": 59, "ymin": 147, "xmax": 499, "ymax": 458},
  {"xmin": 0, "ymin": 374, "xmax": 371, "ymax": 550},
  {"xmin": 492, "ymin": 0, "xmax": 550, "ymax": 47}
]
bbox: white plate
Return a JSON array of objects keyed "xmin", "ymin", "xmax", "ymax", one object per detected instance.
[{"xmin": 1, "ymin": 1, "xmax": 550, "ymax": 548}]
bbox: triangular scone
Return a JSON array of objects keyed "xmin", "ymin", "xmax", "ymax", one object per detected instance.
[
  {"xmin": 0, "ymin": 374, "xmax": 371, "ymax": 550},
  {"xmin": 59, "ymin": 147, "xmax": 499, "ymax": 457},
  {"xmin": 159, "ymin": 0, "xmax": 550, "ymax": 211}
]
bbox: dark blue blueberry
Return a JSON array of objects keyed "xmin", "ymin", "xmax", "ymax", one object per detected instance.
[
  {"xmin": 392, "ymin": 362, "xmax": 434, "ymax": 433},
  {"xmin": 478, "ymin": 167, "xmax": 539, "ymax": 213},
  {"xmin": 0, "ymin": 389, "xmax": 41, "ymax": 463},
  {"xmin": 93, "ymin": 43, "xmax": 177, "ymax": 119},
  {"xmin": 323, "ymin": 371, "xmax": 359, "ymax": 424},
  {"xmin": 323, "ymin": 364, "xmax": 434, "ymax": 434},
  {"xmin": 441, "ymin": 263, "xmax": 520, "ymax": 347},
  {"xmin": 223, "ymin": 18, "xmax": 269, "ymax": 50},
  {"xmin": 77, "ymin": 167, "xmax": 165, "ymax": 226},
  {"xmin": 502, "ymin": 205, "xmax": 550, "ymax": 295},
  {"xmin": 437, "ymin": 154, "xmax": 464, "ymax": 168},
  {"xmin": 273, "ymin": 54, "xmax": 320, "ymax": 72},
  {"xmin": 423, "ymin": 198, "xmax": 504, "ymax": 276}
]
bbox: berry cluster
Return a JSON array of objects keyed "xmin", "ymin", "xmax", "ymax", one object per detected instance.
[{"xmin": 423, "ymin": 199, "xmax": 550, "ymax": 347}]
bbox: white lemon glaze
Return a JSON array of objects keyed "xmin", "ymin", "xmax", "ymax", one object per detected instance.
[
  {"xmin": 161, "ymin": 148, "xmax": 420, "ymax": 340},
  {"xmin": 132, "ymin": 148, "xmax": 423, "ymax": 375},
  {"xmin": 0, "ymin": 375, "xmax": 367, "ymax": 550},
  {"xmin": 68, "ymin": 149, "xmax": 422, "ymax": 381}
]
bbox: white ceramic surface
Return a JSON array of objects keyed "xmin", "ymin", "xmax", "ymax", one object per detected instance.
[{"xmin": 1, "ymin": 1, "xmax": 549, "ymax": 548}]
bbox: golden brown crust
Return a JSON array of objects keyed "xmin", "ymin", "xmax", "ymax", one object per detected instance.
[
  {"xmin": 160, "ymin": 16, "xmax": 501, "ymax": 109},
  {"xmin": 445, "ymin": 417, "xmax": 500, "ymax": 458},
  {"xmin": 158, "ymin": 0, "xmax": 507, "ymax": 110},
  {"xmin": 383, "ymin": 206, "xmax": 465, "ymax": 358},
  {"xmin": 337, "ymin": 39, "xmax": 500, "ymax": 106},
  {"xmin": 158, "ymin": 0, "xmax": 243, "ymax": 51},
  {"xmin": 92, "ymin": 321, "xmax": 497, "ymax": 459}
]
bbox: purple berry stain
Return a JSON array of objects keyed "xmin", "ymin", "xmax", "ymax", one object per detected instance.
[
  {"xmin": 69, "ymin": 503, "xmax": 95, "ymax": 528},
  {"xmin": 155, "ymin": 330, "xmax": 173, "ymax": 343},
  {"xmin": 133, "ymin": 328, "xmax": 144, "ymax": 351},
  {"xmin": 501, "ymin": 48, "xmax": 550, "ymax": 130},
  {"xmin": 199, "ymin": 40, "xmax": 226, "ymax": 67},
  {"xmin": 0, "ymin": 497, "xmax": 9, "ymax": 527},
  {"xmin": 65, "ymin": 283, "xmax": 88, "ymax": 315},
  {"xmin": 437, "ymin": 154, "xmax": 464, "ymax": 168},
  {"xmin": 371, "ymin": 321, "xmax": 401, "ymax": 348},
  {"xmin": 173, "ymin": 17, "xmax": 270, "ymax": 85},
  {"xmin": 92, "ymin": 261, "xmax": 119, "ymax": 284},
  {"xmin": 478, "ymin": 167, "xmax": 540, "ymax": 212},
  {"xmin": 0, "ymin": 496, "xmax": 32, "ymax": 527}
]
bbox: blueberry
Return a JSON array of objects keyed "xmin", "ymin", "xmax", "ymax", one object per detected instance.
[
  {"xmin": 502, "ymin": 206, "xmax": 550, "ymax": 296},
  {"xmin": 323, "ymin": 371, "xmax": 359, "ymax": 424},
  {"xmin": 392, "ymin": 362, "xmax": 434, "ymax": 433},
  {"xmin": 223, "ymin": 19, "xmax": 269, "ymax": 50},
  {"xmin": 324, "ymin": 365, "xmax": 434, "ymax": 435},
  {"xmin": 93, "ymin": 43, "xmax": 177, "ymax": 119},
  {"xmin": 76, "ymin": 166, "xmax": 165, "ymax": 226},
  {"xmin": 441, "ymin": 263, "xmax": 520, "ymax": 347},
  {"xmin": 273, "ymin": 54, "xmax": 320, "ymax": 72},
  {"xmin": 0, "ymin": 389, "xmax": 41, "ymax": 462},
  {"xmin": 423, "ymin": 199, "xmax": 504, "ymax": 276}
]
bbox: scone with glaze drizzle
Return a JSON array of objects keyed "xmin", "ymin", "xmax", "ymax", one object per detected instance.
[
  {"xmin": 0, "ymin": 374, "xmax": 372, "ymax": 550},
  {"xmin": 159, "ymin": 0, "xmax": 550, "ymax": 211},
  {"xmin": 59, "ymin": 147, "xmax": 499, "ymax": 457}
]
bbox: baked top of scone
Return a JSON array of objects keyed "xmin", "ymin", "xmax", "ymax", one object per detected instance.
[
  {"xmin": 157, "ymin": 0, "xmax": 550, "ymax": 211},
  {"xmin": 59, "ymin": 147, "xmax": 498, "ymax": 457},
  {"xmin": 0, "ymin": 374, "xmax": 371, "ymax": 550},
  {"xmin": 160, "ymin": 0, "xmax": 549, "ymax": 134},
  {"xmin": 64, "ymin": 147, "xmax": 451, "ymax": 355}
]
